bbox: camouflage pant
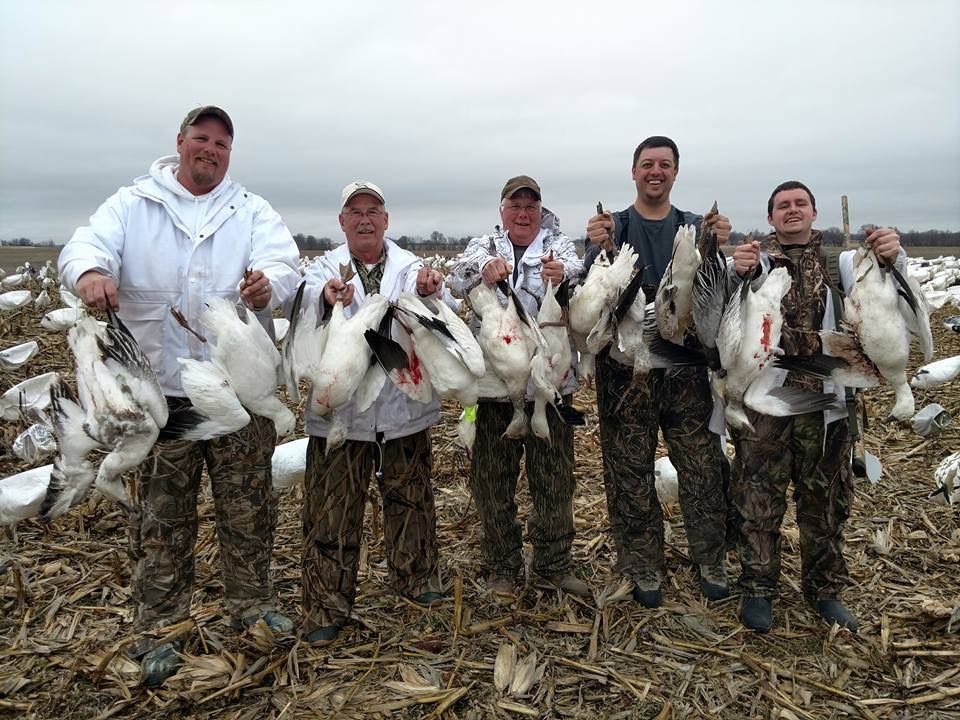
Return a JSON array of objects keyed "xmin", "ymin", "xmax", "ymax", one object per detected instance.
[
  {"xmin": 729, "ymin": 410, "xmax": 853, "ymax": 601},
  {"xmin": 595, "ymin": 352, "xmax": 729, "ymax": 584},
  {"xmin": 301, "ymin": 430, "xmax": 440, "ymax": 631},
  {"xmin": 468, "ymin": 397, "xmax": 576, "ymax": 578},
  {"xmin": 128, "ymin": 401, "xmax": 279, "ymax": 632}
]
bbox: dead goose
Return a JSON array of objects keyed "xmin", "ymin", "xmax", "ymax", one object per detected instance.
[
  {"xmin": 41, "ymin": 307, "xmax": 168, "ymax": 519},
  {"xmin": 655, "ymin": 224, "xmax": 701, "ymax": 345}
]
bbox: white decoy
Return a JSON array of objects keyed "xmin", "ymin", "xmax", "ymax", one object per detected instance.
[
  {"xmin": 654, "ymin": 455, "xmax": 678, "ymax": 506},
  {"xmin": 41, "ymin": 307, "xmax": 168, "ymax": 519},
  {"xmin": 41, "ymin": 307, "xmax": 83, "ymax": 331},
  {"xmin": 34, "ymin": 288, "xmax": 50, "ymax": 309},
  {"xmin": 0, "ymin": 340, "xmax": 39, "ymax": 370},
  {"xmin": 715, "ymin": 268, "xmax": 836, "ymax": 431},
  {"xmin": 911, "ymin": 355, "xmax": 960, "ymax": 389},
  {"xmin": 59, "ymin": 287, "xmax": 82, "ymax": 308},
  {"xmin": 569, "ymin": 244, "xmax": 638, "ymax": 379},
  {"xmin": 271, "ymin": 436, "xmax": 309, "ymax": 490},
  {"xmin": 1, "ymin": 274, "xmax": 26, "ymax": 290},
  {"xmin": 196, "ymin": 297, "xmax": 295, "ymax": 437},
  {"xmin": 469, "ymin": 281, "xmax": 542, "ymax": 438},
  {"xmin": 0, "ymin": 290, "xmax": 32, "ymax": 311},
  {"xmin": 0, "ymin": 465, "xmax": 51, "ymax": 526},
  {"xmin": 0, "ymin": 371, "xmax": 59, "ymax": 421},
  {"xmin": 929, "ymin": 451, "xmax": 959, "ymax": 505},
  {"xmin": 160, "ymin": 358, "xmax": 251, "ymax": 441},
  {"xmin": 655, "ymin": 224, "xmax": 701, "ymax": 345}
]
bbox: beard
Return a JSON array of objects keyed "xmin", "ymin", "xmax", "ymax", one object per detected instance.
[{"xmin": 190, "ymin": 165, "xmax": 215, "ymax": 189}]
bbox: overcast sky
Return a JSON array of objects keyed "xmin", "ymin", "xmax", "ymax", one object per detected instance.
[{"xmin": 2, "ymin": 0, "xmax": 958, "ymax": 245}]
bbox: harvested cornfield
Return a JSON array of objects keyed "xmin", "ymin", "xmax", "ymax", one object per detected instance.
[{"xmin": 1, "ymin": 287, "xmax": 959, "ymax": 720}]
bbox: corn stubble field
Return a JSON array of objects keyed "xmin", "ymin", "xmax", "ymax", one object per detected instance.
[{"xmin": 1, "ymin": 245, "xmax": 959, "ymax": 720}]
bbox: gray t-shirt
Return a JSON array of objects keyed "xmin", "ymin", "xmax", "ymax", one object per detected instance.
[{"xmin": 584, "ymin": 205, "xmax": 703, "ymax": 287}]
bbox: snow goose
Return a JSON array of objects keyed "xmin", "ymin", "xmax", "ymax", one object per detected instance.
[
  {"xmin": 929, "ymin": 451, "xmax": 959, "ymax": 505},
  {"xmin": 529, "ymin": 279, "xmax": 583, "ymax": 441},
  {"xmin": 655, "ymin": 224, "xmax": 701, "ymax": 345},
  {"xmin": 715, "ymin": 269, "xmax": 837, "ymax": 431},
  {"xmin": 194, "ymin": 297, "xmax": 295, "ymax": 437},
  {"xmin": 159, "ymin": 358, "xmax": 251, "ymax": 441},
  {"xmin": 41, "ymin": 306, "xmax": 168, "ymax": 519},
  {"xmin": 569, "ymin": 244, "xmax": 638, "ymax": 380},
  {"xmin": 468, "ymin": 281, "xmax": 541, "ymax": 438},
  {"xmin": 775, "ymin": 246, "xmax": 932, "ymax": 421}
]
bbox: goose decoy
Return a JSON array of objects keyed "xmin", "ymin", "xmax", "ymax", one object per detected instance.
[
  {"xmin": 911, "ymin": 355, "xmax": 960, "ymax": 389},
  {"xmin": 0, "ymin": 340, "xmax": 39, "ymax": 370},
  {"xmin": 929, "ymin": 451, "xmax": 959, "ymax": 505}
]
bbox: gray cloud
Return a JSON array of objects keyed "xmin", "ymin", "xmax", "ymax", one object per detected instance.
[{"xmin": 2, "ymin": 0, "xmax": 958, "ymax": 245}]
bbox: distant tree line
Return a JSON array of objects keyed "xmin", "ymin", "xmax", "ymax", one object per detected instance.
[{"xmin": 5, "ymin": 226, "xmax": 958, "ymax": 252}]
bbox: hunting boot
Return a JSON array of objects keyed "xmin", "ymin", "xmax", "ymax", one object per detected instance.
[
  {"xmin": 698, "ymin": 561, "xmax": 731, "ymax": 601},
  {"xmin": 632, "ymin": 573, "xmax": 663, "ymax": 608},
  {"xmin": 140, "ymin": 641, "xmax": 182, "ymax": 687},
  {"xmin": 230, "ymin": 610, "xmax": 295, "ymax": 635},
  {"xmin": 533, "ymin": 572, "xmax": 591, "ymax": 598},
  {"xmin": 815, "ymin": 598, "xmax": 858, "ymax": 634},
  {"xmin": 740, "ymin": 597, "xmax": 773, "ymax": 633}
]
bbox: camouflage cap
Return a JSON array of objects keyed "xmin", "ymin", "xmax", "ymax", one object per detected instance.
[
  {"xmin": 501, "ymin": 175, "xmax": 541, "ymax": 201},
  {"xmin": 180, "ymin": 105, "xmax": 234, "ymax": 138}
]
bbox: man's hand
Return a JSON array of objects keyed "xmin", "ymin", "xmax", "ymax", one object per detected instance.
[
  {"xmin": 481, "ymin": 257, "xmax": 512, "ymax": 285},
  {"xmin": 540, "ymin": 254, "xmax": 565, "ymax": 285},
  {"xmin": 866, "ymin": 226, "xmax": 901, "ymax": 261},
  {"xmin": 416, "ymin": 267, "xmax": 443, "ymax": 296},
  {"xmin": 586, "ymin": 211, "xmax": 615, "ymax": 249},
  {"xmin": 240, "ymin": 269, "xmax": 272, "ymax": 310},
  {"xmin": 323, "ymin": 278, "xmax": 354, "ymax": 306},
  {"xmin": 732, "ymin": 240, "xmax": 761, "ymax": 277},
  {"xmin": 703, "ymin": 212, "xmax": 732, "ymax": 245},
  {"xmin": 76, "ymin": 270, "xmax": 119, "ymax": 310}
]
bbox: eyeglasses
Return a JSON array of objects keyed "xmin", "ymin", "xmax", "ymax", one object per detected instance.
[
  {"xmin": 344, "ymin": 208, "xmax": 385, "ymax": 220},
  {"xmin": 502, "ymin": 203, "xmax": 541, "ymax": 215}
]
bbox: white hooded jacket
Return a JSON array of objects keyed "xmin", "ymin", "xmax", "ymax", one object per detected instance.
[
  {"xmin": 300, "ymin": 239, "xmax": 454, "ymax": 442},
  {"xmin": 58, "ymin": 155, "xmax": 301, "ymax": 395}
]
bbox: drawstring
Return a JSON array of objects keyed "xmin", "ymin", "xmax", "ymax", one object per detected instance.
[{"xmin": 374, "ymin": 431, "xmax": 385, "ymax": 480}]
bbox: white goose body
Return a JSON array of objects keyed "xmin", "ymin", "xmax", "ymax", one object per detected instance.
[
  {"xmin": 43, "ymin": 311, "xmax": 168, "ymax": 518},
  {"xmin": 569, "ymin": 244, "xmax": 638, "ymax": 378},
  {"xmin": 930, "ymin": 451, "xmax": 960, "ymax": 505},
  {"xmin": 655, "ymin": 224, "xmax": 701, "ymax": 345},
  {"xmin": 0, "ymin": 290, "xmax": 32, "ymax": 311},
  {"xmin": 529, "ymin": 281, "xmax": 573, "ymax": 441},
  {"xmin": 469, "ymin": 282, "xmax": 539, "ymax": 437},
  {"xmin": 844, "ymin": 247, "xmax": 919, "ymax": 420},
  {"xmin": 306, "ymin": 294, "xmax": 390, "ymax": 418},
  {"xmin": 716, "ymin": 268, "xmax": 791, "ymax": 430},
  {"xmin": 200, "ymin": 297, "xmax": 294, "ymax": 437}
]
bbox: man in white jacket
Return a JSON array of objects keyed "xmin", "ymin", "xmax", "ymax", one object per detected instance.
[
  {"xmin": 299, "ymin": 180, "xmax": 446, "ymax": 646},
  {"xmin": 58, "ymin": 106, "xmax": 301, "ymax": 686}
]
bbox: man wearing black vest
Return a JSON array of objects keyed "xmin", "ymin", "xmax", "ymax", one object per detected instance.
[{"xmin": 584, "ymin": 136, "xmax": 732, "ymax": 608}]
